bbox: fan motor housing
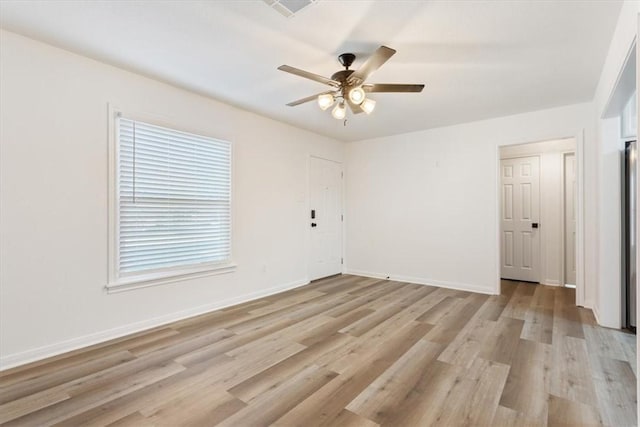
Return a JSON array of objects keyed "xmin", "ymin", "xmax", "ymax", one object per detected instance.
[{"xmin": 331, "ymin": 69, "xmax": 354, "ymax": 83}]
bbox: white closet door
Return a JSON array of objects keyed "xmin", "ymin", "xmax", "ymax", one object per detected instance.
[{"xmin": 501, "ymin": 156, "xmax": 541, "ymax": 282}]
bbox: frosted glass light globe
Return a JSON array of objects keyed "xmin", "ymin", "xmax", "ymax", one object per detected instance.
[
  {"xmin": 348, "ymin": 87, "xmax": 366, "ymax": 105},
  {"xmin": 332, "ymin": 102, "xmax": 346, "ymax": 120},
  {"xmin": 317, "ymin": 93, "xmax": 335, "ymax": 110},
  {"xmin": 360, "ymin": 98, "xmax": 376, "ymax": 114}
]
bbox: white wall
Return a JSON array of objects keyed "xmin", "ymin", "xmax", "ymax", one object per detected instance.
[
  {"xmin": 500, "ymin": 138, "xmax": 577, "ymax": 286},
  {"xmin": 0, "ymin": 30, "xmax": 344, "ymax": 369},
  {"xmin": 592, "ymin": 0, "xmax": 639, "ymax": 328},
  {"xmin": 345, "ymin": 103, "xmax": 596, "ymax": 298}
]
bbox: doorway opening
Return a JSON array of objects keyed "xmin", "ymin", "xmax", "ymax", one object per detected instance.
[{"xmin": 498, "ymin": 138, "xmax": 579, "ymax": 294}]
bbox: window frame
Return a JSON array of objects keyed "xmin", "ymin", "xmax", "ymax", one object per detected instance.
[{"xmin": 107, "ymin": 105, "xmax": 235, "ymax": 293}]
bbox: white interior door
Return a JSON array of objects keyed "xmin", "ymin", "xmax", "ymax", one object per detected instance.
[
  {"xmin": 501, "ymin": 156, "xmax": 541, "ymax": 282},
  {"xmin": 309, "ymin": 157, "xmax": 343, "ymax": 281},
  {"xmin": 564, "ymin": 152, "xmax": 577, "ymax": 286}
]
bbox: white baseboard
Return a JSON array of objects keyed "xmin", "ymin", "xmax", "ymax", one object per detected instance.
[
  {"xmin": 543, "ymin": 279, "xmax": 561, "ymax": 286},
  {"xmin": 344, "ymin": 269, "xmax": 497, "ymax": 295},
  {"xmin": 592, "ymin": 304, "xmax": 601, "ymax": 325},
  {"xmin": 589, "ymin": 302, "xmax": 621, "ymax": 329},
  {"xmin": 0, "ymin": 278, "xmax": 310, "ymax": 371},
  {"xmin": 591, "ymin": 305, "xmax": 602, "ymax": 325}
]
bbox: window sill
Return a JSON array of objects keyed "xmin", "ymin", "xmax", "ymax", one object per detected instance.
[{"xmin": 106, "ymin": 263, "xmax": 237, "ymax": 294}]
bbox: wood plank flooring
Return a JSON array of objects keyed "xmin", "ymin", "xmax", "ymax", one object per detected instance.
[{"xmin": 0, "ymin": 275, "xmax": 636, "ymax": 426}]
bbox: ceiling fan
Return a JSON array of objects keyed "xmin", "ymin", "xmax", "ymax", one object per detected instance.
[{"xmin": 278, "ymin": 46, "xmax": 424, "ymax": 120}]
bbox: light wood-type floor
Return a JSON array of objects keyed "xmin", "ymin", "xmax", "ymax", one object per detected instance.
[{"xmin": 0, "ymin": 275, "xmax": 637, "ymax": 426}]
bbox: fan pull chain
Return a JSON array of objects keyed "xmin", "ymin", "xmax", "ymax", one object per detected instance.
[{"xmin": 343, "ymin": 119, "xmax": 347, "ymax": 127}]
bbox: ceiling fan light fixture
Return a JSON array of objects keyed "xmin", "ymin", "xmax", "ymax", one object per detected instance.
[
  {"xmin": 317, "ymin": 93, "xmax": 335, "ymax": 110},
  {"xmin": 348, "ymin": 86, "xmax": 366, "ymax": 105},
  {"xmin": 360, "ymin": 98, "xmax": 376, "ymax": 114},
  {"xmin": 279, "ymin": 46, "xmax": 423, "ymax": 119},
  {"xmin": 332, "ymin": 102, "xmax": 346, "ymax": 120}
]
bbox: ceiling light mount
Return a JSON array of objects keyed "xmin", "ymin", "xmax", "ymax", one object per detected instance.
[{"xmin": 338, "ymin": 53, "xmax": 356, "ymax": 70}]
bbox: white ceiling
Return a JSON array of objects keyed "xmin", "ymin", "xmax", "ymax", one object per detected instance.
[{"xmin": 0, "ymin": 0, "xmax": 622, "ymax": 142}]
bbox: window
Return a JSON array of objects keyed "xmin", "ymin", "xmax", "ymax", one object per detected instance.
[{"xmin": 109, "ymin": 111, "xmax": 233, "ymax": 291}]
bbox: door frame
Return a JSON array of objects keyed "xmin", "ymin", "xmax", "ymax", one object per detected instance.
[
  {"xmin": 561, "ymin": 150, "xmax": 577, "ymax": 287},
  {"xmin": 307, "ymin": 155, "xmax": 345, "ymax": 282},
  {"xmin": 495, "ymin": 132, "xmax": 586, "ymax": 307}
]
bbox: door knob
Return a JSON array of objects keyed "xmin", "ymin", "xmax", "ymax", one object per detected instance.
[
  {"xmin": 532, "ymin": 222, "xmax": 539, "ymax": 228},
  {"xmin": 311, "ymin": 223, "xmax": 317, "ymax": 227}
]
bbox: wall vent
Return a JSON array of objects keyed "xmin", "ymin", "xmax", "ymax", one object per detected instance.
[{"xmin": 263, "ymin": 0, "xmax": 318, "ymax": 18}]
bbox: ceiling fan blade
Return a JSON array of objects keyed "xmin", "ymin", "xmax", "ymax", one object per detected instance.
[
  {"xmin": 347, "ymin": 46, "xmax": 396, "ymax": 85},
  {"xmin": 346, "ymin": 99, "xmax": 364, "ymax": 114},
  {"xmin": 278, "ymin": 65, "xmax": 340, "ymax": 87},
  {"xmin": 286, "ymin": 91, "xmax": 335, "ymax": 107},
  {"xmin": 363, "ymin": 83, "xmax": 425, "ymax": 93}
]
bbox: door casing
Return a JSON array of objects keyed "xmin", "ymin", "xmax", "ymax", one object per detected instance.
[
  {"xmin": 562, "ymin": 151, "xmax": 577, "ymax": 286},
  {"xmin": 496, "ymin": 134, "xmax": 586, "ymax": 308}
]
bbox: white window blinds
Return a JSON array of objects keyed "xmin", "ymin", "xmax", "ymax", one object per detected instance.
[{"xmin": 117, "ymin": 117, "xmax": 231, "ymax": 275}]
